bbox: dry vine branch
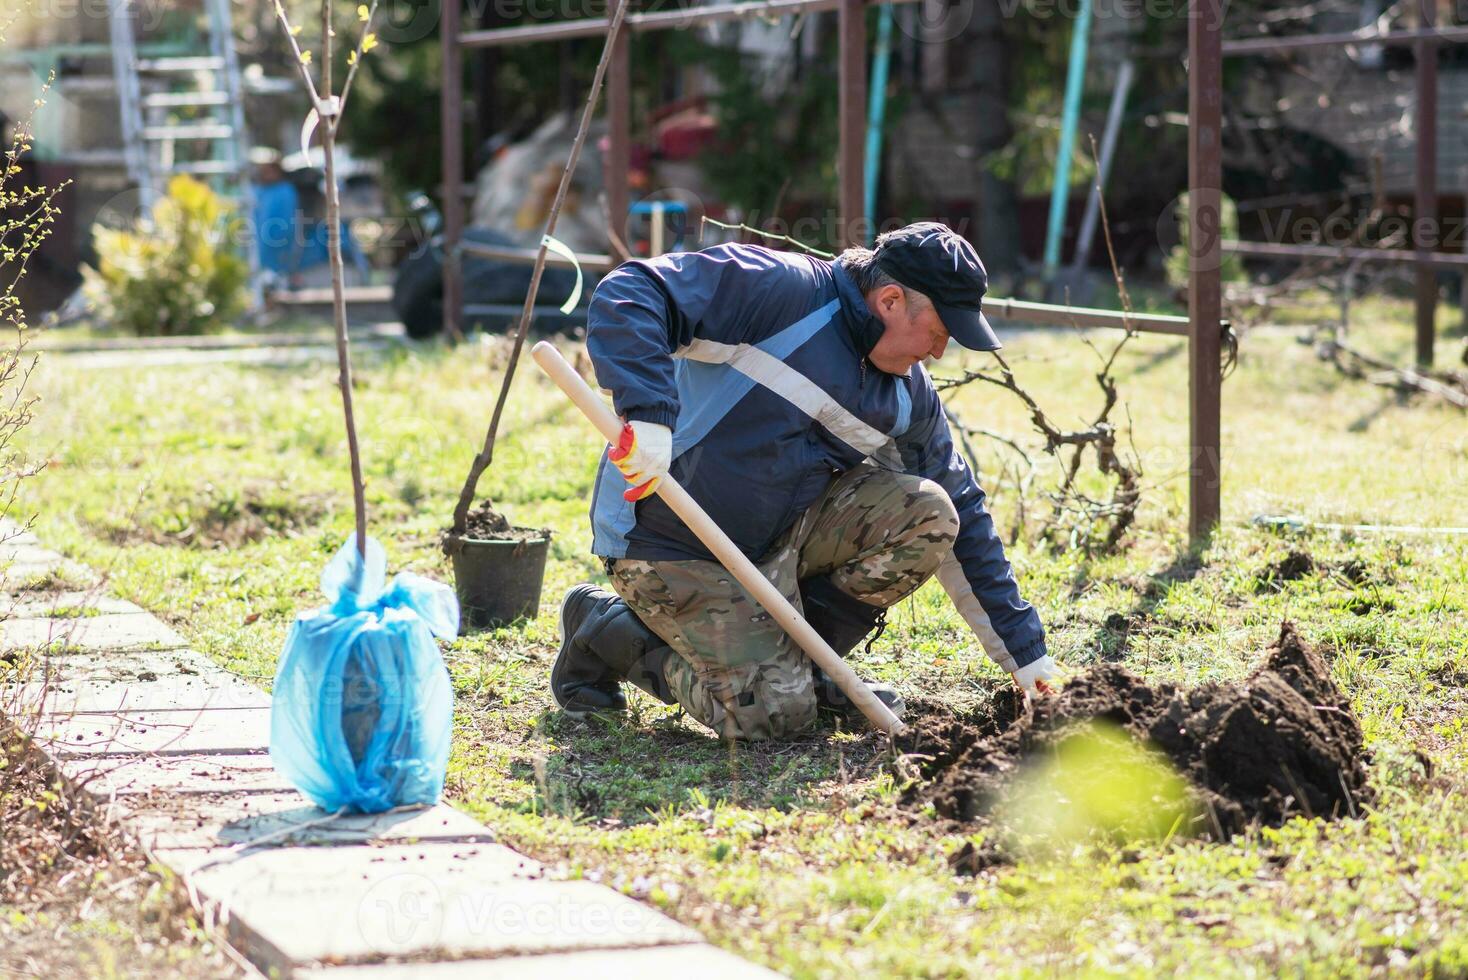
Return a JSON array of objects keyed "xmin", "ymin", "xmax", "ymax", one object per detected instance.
[
  {"xmin": 699, "ymin": 216, "xmax": 837, "ymax": 259},
  {"xmin": 945, "ymin": 406, "xmax": 1035, "ymax": 544},
  {"xmin": 1227, "ymin": 151, "xmax": 1420, "ymax": 339},
  {"xmin": 1267, "ymin": 165, "xmax": 1468, "ymax": 409},
  {"xmin": 1312, "ymin": 325, "xmax": 1468, "ymax": 410},
  {"xmin": 935, "ymin": 137, "xmax": 1145, "ymax": 553},
  {"xmin": 935, "ymin": 345, "xmax": 1141, "ymax": 552}
]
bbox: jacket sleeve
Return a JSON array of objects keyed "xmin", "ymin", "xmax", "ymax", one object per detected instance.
[
  {"xmin": 894, "ymin": 365, "xmax": 1048, "ymax": 673},
  {"xmin": 585, "ymin": 244, "xmax": 819, "ymax": 428}
]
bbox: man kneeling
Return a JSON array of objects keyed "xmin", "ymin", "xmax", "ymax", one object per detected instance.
[{"xmin": 552, "ymin": 223, "xmax": 1054, "ymax": 741}]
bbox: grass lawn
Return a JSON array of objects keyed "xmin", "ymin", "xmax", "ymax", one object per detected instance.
[{"xmin": 12, "ymin": 293, "xmax": 1468, "ymax": 976}]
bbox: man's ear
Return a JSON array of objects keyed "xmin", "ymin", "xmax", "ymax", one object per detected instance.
[{"xmin": 877, "ymin": 283, "xmax": 905, "ymax": 314}]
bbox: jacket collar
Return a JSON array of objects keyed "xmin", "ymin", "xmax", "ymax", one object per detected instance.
[{"xmin": 831, "ymin": 260, "xmax": 884, "ymax": 361}]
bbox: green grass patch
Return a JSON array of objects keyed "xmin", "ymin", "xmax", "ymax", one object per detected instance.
[{"xmin": 15, "ymin": 294, "xmax": 1468, "ymax": 975}]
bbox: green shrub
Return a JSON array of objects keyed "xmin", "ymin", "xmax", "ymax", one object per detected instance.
[
  {"xmin": 84, "ymin": 176, "xmax": 248, "ymax": 336},
  {"xmin": 1165, "ymin": 191, "xmax": 1246, "ymax": 291}
]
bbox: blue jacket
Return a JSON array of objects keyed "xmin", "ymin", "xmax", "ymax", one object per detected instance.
[{"xmin": 585, "ymin": 244, "xmax": 1047, "ymax": 672}]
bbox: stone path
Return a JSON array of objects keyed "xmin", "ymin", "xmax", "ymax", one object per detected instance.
[
  {"xmin": 33, "ymin": 323, "xmax": 406, "ymax": 370},
  {"xmin": 0, "ymin": 526, "xmax": 773, "ymax": 978},
  {"xmin": 32, "ymin": 322, "xmax": 405, "ymax": 353}
]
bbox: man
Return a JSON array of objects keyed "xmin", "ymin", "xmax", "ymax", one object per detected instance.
[
  {"xmin": 252, "ymin": 146, "xmax": 369, "ymax": 292},
  {"xmin": 250, "ymin": 147, "xmax": 305, "ymax": 290},
  {"xmin": 552, "ymin": 222, "xmax": 1054, "ymax": 741}
]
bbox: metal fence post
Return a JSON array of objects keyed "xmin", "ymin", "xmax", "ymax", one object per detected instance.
[
  {"xmin": 839, "ymin": 0, "xmax": 868, "ymax": 247},
  {"xmin": 442, "ymin": 0, "xmax": 465, "ymax": 341},
  {"xmin": 1188, "ymin": 0, "xmax": 1223, "ymax": 547},
  {"xmin": 1415, "ymin": 0, "xmax": 1438, "ymax": 367}
]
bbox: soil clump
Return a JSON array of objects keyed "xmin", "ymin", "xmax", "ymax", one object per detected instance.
[
  {"xmin": 446, "ymin": 501, "xmax": 549, "ymax": 543},
  {"xmin": 900, "ymin": 622, "xmax": 1371, "ymax": 839},
  {"xmin": 1255, "ymin": 549, "xmax": 1315, "ymax": 591}
]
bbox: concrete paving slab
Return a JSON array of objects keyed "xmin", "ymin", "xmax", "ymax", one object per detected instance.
[
  {"xmin": 64, "ymin": 751, "xmax": 291, "ymax": 798},
  {"xmin": 5, "ymin": 590, "xmax": 144, "ymax": 618},
  {"xmin": 12, "ymin": 671, "xmax": 269, "ymax": 716},
  {"xmin": 0, "ymin": 526, "xmax": 41, "ymax": 546},
  {"xmin": 1, "ymin": 646, "xmax": 219, "ymax": 685},
  {"xmin": 0, "ymin": 558, "xmax": 95, "ymax": 590},
  {"xmin": 127, "ymin": 794, "xmax": 495, "ymax": 852},
  {"xmin": 1, "ymin": 612, "xmax": 189, "ymax": 653},
  {"xmin": 188, "ymin": 844, "xmax": 691, "ymax": 971},
  {"xmin": 189, "ymin": 839, "xmax": 544, "ymax": 891},
  {"xmin": 34, "ymin": 706, "xmax": 271, "ymax": 756},
  {"xmin": 0, "ymin": 542, "xmax": 64, "ymax": 565},
  {"xmin": 294, "ymin": 943, "xmax": 777, "ymax": 979}
]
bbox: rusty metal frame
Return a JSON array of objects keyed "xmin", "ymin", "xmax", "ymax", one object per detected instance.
[
  {"xmin": 460, "ymin": 237, "xmax": 1207, "ymax": 335},
  {"xmin": 441, "ymin": 0, "xmax": 926, "ymax": 342},
  {"xmin": 983, "ymin": 297, "xmax": 1195, "ymax": 337},
  {"xmin": 1190, "ymin": 0, "xmax": 1224, "ymax": 545},
  {"xmin": 1220, "ymin": 24, "xmax": 1468, "ymax": 55},
  {"xmin": 1223, "ymin": 239, "xmax": 1468, "ymax": 269},
  {"xmin": 1413, "ymin": 0, "xmax": 1439, "ymax": 367},
  {"xmin": 442, "ymin": 0, "xmax": 1232, "ymax": 547},
  {"xmin": 463, "ymin": 0, "xmax": 871, "ymax": 46},
  {"xmin": 441, "ymin": 0, "xmax": 466, "ymax": 341},
  {"xmin": 1221, "ymin": 7, "xmax": 1458, "ymax": 367}
]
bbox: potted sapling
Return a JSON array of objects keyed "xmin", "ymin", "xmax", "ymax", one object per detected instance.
[{"xmin": 442, "ymin": 4, "xmax": 629, "ymax": 630}]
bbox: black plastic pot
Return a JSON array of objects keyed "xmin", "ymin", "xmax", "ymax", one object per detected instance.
[{"xmin": 444, "ymin": 531, "xmax": 552, "ymax": 631}]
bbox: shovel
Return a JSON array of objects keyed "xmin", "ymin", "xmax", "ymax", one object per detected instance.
[{"xmin": 532, "ymin": 341, "xmax": 908, "ymax": 737}]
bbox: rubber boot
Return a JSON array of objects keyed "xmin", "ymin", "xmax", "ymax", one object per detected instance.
[
  {"xmin": 552, "ymin": 585, "xmax": 677, "ymax": 717},
  {"xmin": 799, "ymin": 576, "xmax": 906, "ymax": 718}
]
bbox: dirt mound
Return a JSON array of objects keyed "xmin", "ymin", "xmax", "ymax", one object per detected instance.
[
  {"xmin": 1255, "ymin": 549, "xmax": 1315, "ymax": 591},
  {"xmin": 900, "ymin": 623, "xmax": 1371, "ymax": 839}
]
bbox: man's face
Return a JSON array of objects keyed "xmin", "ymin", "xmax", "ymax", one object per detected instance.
[{"xmin": 867, "ymin": 284, "xmax": 950, "ymax": 375}]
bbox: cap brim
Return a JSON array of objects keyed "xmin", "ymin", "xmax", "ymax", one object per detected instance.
[{"xmin": 935, "ymin": 303, "xmax": 1002, "ymax": 351}]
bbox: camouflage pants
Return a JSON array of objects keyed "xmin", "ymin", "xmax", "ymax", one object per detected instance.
[{"xmin": 608, "ymin": 464, "xmax": 959, "ymax": 741}]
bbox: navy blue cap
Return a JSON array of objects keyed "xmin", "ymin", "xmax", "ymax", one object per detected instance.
[{"xmin": 872, "ymin": 222, "xmax": 1001, "ymax": 351}]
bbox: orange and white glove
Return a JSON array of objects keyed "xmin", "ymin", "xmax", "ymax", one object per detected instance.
[
  {"xmin": 1011, "ymin": 654, "xmax": 1058, "ymax": 697},
  {"xmin": 608, "ymin": 420, "xmax": 673, "ymax": 502}
]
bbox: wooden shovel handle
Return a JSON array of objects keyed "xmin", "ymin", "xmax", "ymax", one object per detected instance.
[{"xmin": 531, "ymin": 341, "xmax": 907, "ymax": 737}]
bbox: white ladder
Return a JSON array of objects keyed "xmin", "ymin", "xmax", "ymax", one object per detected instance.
[{"xmin": 106, "ymin": 0, "xmax": 260, "ymax": 289}]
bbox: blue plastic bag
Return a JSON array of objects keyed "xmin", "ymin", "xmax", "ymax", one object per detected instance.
[{"xmin": 270, "ymin": 535, "xmax": 458, "ymax": 813}]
